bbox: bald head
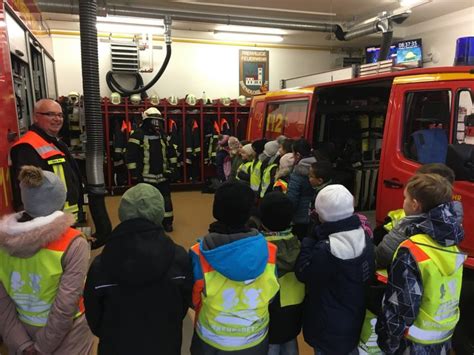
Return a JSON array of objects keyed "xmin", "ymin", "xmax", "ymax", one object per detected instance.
[{"xmin": 33, "ymin": 99, "xmax": 64, "ymax": 137}]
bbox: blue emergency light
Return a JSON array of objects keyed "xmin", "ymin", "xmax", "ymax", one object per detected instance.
[{"xmin": 454, "ymin": 36, "xmax": 474, "ymax": 66}]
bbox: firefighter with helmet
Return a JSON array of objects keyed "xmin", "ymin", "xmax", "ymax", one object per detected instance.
[{"xmin": 125, "ymin": 107, "xmax": 178, "ymax": 232}]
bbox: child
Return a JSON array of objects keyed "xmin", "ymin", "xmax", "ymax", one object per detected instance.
[
  {"xmin": 260, "ymin": 192, "xmax": 304, "ymax": 355},
  {"xmin": 259, "ymin": 140, "xmax": 280, "ymax": 198},
  {"xmin": 376, "ymin": 174, "xmax": 464, "ymax": 354},
  {"xmin": 278, "ymin": 138, "xmax": 294, "ymax": 157},
  {"xmin": 84, "ymin": 183, "xmax": 192, "ymax": 355},
  {"xmin": 287, "ymin": 139, "xmax": 316, "ymax": 240},
  {"xmin": 228, "ymin": 136, "xmax": 242, "ymax": 180},
  {"xmin": 216, "ymin": 135, "xmax": 231, "ymax": 182},
  {"xmin": 308, "ymin": 161, "xmax": 335, "ymax": 231},
  {"xmin": 190, "ymin": 181, "xmax": 280, "ymax": 354},
  {"xmin": 273, "ymin": 153, "xmax": 295, "ymax": 193},
  {"xmin": 236, "ymin": 143, "xmax": 256, "ymax": 183},
  {"xmin": 0, "ymin": 166, "xmax": 93, "ymax": 354},
  {"xmin": 296, "ymin": 184, "xmax": 375, "ymax": 354},
  {"xmin": 375, "ymin": 163, "xmax": 463, "ymax": 268}
]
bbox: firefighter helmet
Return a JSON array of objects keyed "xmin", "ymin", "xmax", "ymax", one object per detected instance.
[
  {"xmin": 221, "ymin": 97, "xmax": 231, "ymax": 106},
  {"xmin": 68, "ymin": 91, "xmax": 80, "ymax": 104},
  {"xmin": 185, "ymin": 94, "xmax": 197, "ymax": 106},
  {"xmin": 110, "ymin": 92, "xmax": 121, "ymax": 105},
  {"xmin": 168, "ymin": 95, "xmax": 179, "ymax": 106},
  {"xmin": 237, "ymin": 95, "xmax": 247, "ymax": 106},
  {"xmin": 130, "ymin": 94, "xmax": 141, "ymax": 105},
  {"xmin": 142, "ymin": 107, "xmax": 163, "ymax": 120},
  {"xmin": 150, "ymin": 94, "xmax": 160, "ymax": 106}
]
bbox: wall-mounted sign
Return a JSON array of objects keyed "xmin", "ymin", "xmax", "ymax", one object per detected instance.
[{"xmin": 239, "ymin": 50, "xmax": 269, "ymax": 96}]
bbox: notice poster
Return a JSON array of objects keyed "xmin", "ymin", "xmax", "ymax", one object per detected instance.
[{"xmin": 239, "ymin": 50, "xmax": 269, "ymax": 96}]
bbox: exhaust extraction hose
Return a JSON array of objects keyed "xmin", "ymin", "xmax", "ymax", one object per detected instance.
[{"xmin": 79, "ymin": 0, "xmax": 112, "ymax": 248}]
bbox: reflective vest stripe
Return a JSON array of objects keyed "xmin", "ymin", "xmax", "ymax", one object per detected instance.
[
  {"xmin": 260, "ymin": 163, "xmax": 277, "ymax": 198},
  {"xmin": 128, "ymin": 138, "xmax": 141, "ymax": 146},
  {"xmin": 143, "ymin": 137, "xmax": 150, "ymax": 175},
  {"xmin": 127, "ymin": 162, "xmax": 137, "ymax": 169},
  {"xmin": 197, "ymin": 322, "xmax": 267, "ymax": 349},
  {"xmin": 164, "ymin": 211, "xmax": 174, "ymax": 218},
  {"xmin": 407, "ymin": 325, "xmax": 454, "ymax": 342},
  {"xmin": 12, "ymin": 131, "xmax": 65, "ymax": 160},
  {"xmin": 402, "ymin": 240, "xmax": 430, "ymax": 263}
]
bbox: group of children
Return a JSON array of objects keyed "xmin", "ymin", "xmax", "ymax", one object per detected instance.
[{"xmin": 0, "ymin": 139, "xmax": 465, "ymax": 355}]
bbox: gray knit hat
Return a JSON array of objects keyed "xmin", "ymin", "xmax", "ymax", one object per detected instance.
[
  {"xmin": 119, "ymin": 183, "xmax": 165, "ymax": 225},
  {"xmin": 19, "ymin": 166, "xmax": 66, "ymax": 218}
]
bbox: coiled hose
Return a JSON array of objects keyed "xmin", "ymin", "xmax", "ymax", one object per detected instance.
[
  {"xmin": 105, "ymin": 72, "xmax": 148, "ymax": 98},
  {"xmin": 79, "ymin": 0, "xmax": 112, "ymax": 248}
]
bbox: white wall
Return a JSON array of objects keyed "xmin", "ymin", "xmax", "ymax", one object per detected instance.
[
  {"xmin": 51, "ymin": 35, "xmax": 339, "ymax": 98},
  {"xmin": 403, "ymin": 6, "xmax": 474, "ymax": 67}
]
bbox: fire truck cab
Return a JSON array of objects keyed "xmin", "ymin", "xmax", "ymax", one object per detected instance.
[{"xmin": 247, "ymin": 66, "xmax": 474, "ymax": 266}]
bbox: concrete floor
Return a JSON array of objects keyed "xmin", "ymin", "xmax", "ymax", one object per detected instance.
[{"xmin": 1, "ymin": 191, "xmax": 315, "ymax": 354}]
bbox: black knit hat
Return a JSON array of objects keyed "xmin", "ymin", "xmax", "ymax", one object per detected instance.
[
  {"xmin": 213, "ymin": 181, "xmax": 255, "ymax": 227},
  {"xmin": 251, "ymin": 139, "xmax": 267, "ymax": 156},
  {"xmin": 260, "ymin": 191, "xmax": 293, "ymax": 232}
]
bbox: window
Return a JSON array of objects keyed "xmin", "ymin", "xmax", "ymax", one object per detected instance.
[
  {"xmin": 455, "ymin": 90, "xmax": 474, "ymax": 144},
  {"xmin": 264, "ymin": 100, "xmax": 308, "ymax": 140},
  {"xmin": 403, "ymin": 90, "xmax": 452, "ymax": 164}
]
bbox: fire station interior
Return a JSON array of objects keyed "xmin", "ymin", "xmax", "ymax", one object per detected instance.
[{"xmin": 1, "ymin": 0, "xmax": 474, "ymax": 354}]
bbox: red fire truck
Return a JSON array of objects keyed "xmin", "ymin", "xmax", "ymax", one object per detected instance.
[
  {"xmin": 247, "ymin": 66, "xmax": 474, "ymax": 267},
  {"xmin": 0, "ymin": 0, "xmax": 57, "ymax": 216}
]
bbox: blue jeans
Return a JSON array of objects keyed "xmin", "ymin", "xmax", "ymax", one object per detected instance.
[{"xmin": 268, "ymin": 339, "xmax": 298, "ymax": 355}]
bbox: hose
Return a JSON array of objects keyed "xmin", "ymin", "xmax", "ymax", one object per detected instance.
[
  {"xmin": 105, "ymin": 43, "xmax": 172, "ymax": 96},
  {"xmin": 79, "ymin": 0, "xmax": 112, "ymax": 248},
  {"xmin": 105, "ymin": 71, "xmax": 148, "ymax": 98}
]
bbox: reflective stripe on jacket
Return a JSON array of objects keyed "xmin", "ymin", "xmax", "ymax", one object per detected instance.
[
  {"xmin": 190, "ymin": 242, "xmax": 279, "ymax": 351},
  {"xmin": 395, "ymin": 233, "xmax": 465, "ymax": 345},
  {"xmin": 0, "ymin": 228, "xmax": 85, "ymax": 326},
  {"xmin": 11, "ymin": 131, "xmax": 79, "ymax": 218}
]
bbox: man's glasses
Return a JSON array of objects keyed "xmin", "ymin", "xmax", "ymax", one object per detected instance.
[{"xmin": 36, "ymin": 112, "xmax": 64, "ymax": 118}]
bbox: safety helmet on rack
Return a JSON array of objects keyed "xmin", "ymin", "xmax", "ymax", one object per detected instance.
[
  {"xmin": 185, "ymin": 94, "xmax": 197, "ymax": 106},
  {"xmin": 168, "ymin": 95, "xmax": 179, "ymax": 106},
  {"xmin": 220, "ymin": 97, "xmax": 231, "ymax": 106},
  {"xmin": 110, "ymin": 92, "xmax": 121, "ymax": 105},
  {"xmin": 237, "ymin": 95, "xmax": 247, "ymax": 106},
  {"xmin": 142, "ymin": 107, "xmax": 163, "ymax": 120},
  {"xmin": 130, "ymin": 94, "xmax": 141, "ymax": 105},
  {"xmin": 149, "ymin": 94, "xmax": 160, "ymax": 106},
  {"xmin": 68, "ymin": 91, "xmax": 80, "ymax": 104}
]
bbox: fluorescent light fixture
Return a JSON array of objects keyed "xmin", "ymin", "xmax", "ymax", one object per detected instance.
[
  {"xmin": 215, "ymin": 25, "xmax": 286, "ymax": 35},
  {"xmin": 97, "ymin": 15, "xmax": 163, "ymax": 27},
  {"xmin": 96, "ymin": 22, "xmax": 164, "ymax": 35},
  {"xmin": 214, "ymin": 31, "xmax": 284, "ymax": 43},
  {"xmin": 399, "ymin": 0, "xmax": 432, "ymax": 8}
]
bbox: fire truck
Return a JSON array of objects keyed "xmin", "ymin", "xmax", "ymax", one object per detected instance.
[
  {"xmin": 0, "ymin": 0, "xmax": 57, "ymax": 216},
  {"xmin": 247, "ymin": 66, "xmax": 474, "ymax": 267}
]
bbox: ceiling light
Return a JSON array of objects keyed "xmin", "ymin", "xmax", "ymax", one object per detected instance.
[
  {"xmin": 215, "ymin": 25, "xmax": 286, "ymax": 35},
  {"xmin": 96, "ymin": 22, "xmax": 164, "ymax": 35},
  {"xmin": 97, "ymin": 15, "xmax": 164, "ymax": 27},
  {"xmin": 399, "ymin": 0, "xmax": 432, "ymax": 9},
  {"xmin": 213, "ymin": 31, "xmax": 284, "ymax": 43}
]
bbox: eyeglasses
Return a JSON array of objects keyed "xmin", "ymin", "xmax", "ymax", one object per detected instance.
[{"xmin": 36, "ymin": 112, "xmax": 64, "ymax": 118}]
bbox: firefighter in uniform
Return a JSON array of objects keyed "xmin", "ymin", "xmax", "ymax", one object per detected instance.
[
  {"xmin": 125, "ymin": 107, "xmax": 178, "ymax": 232},
  {"xmin": 9, "ymin": 99, "xmax": 83, "ymax": 222}
]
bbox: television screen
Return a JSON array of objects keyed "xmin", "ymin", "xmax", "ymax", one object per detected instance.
[
  {"xmin": 396, "ymin": 39, "xmax": 423, "ymax": 68},
  {"xmin": 365, "ymin": 45, "xmax": 397, "ymax": 64}
]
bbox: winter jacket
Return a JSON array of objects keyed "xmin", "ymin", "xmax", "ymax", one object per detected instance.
[
  {"xmin": 263, "ymin": 229, "xmax": 303, "ymax": 344},
  {"xmin": 9, "ymin": 125, "xmax": 83, "ymax": 213},
  {"xmin": 287, "ymin": 156, "xmax": 317, "ymax": 224},
  {"xmin": 375, "ymin": 201, "xmax": 464, "ymax": 269},
  {"xmin": 295, "ymin": 215, "xmax": 375, "ymax": 354},
  {"xmin": 84, "ymin": 218, "xmax": 192, "ymax": 355},
  {"xmin": 190, "ymin": 222, "xmax": 280, "ymax": 352},
  {"xmin": 0, "ymin": 211, "xmax": 93, "ymax": 355},
  {"xmin": 376, "ymin": 202, "xmax": 464, "ymax": 355}
]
